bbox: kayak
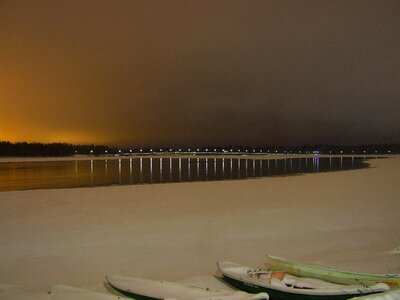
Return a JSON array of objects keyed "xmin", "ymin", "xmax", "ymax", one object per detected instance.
[
  {"xmin": 217, "ymin": 261, "xmax": 389, "ymax": 300},
  {"xmin": 267, "ymin": 255, "xmax": 400, "ymax": 288},
  {"xmin": 106, "ymin": 274, "xmax": 269, "ymax": 300},
  {"xmin": 349, "ymin": 289, "xmax": 400, "ymax": 300}
]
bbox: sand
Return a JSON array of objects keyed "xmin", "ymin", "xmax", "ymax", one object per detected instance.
[{"xmin": 0, "ymin": 156, "xmax": 399, "ymax": 296}]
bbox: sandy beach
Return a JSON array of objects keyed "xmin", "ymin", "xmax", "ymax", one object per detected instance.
[{"xmin": 0, "ymin": 156, "xmax": 399, "ymax": 295}]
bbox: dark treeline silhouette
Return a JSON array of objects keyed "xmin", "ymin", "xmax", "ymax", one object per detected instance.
[
  {"xmin": 0, "ymin": 141, "xmax": 399, "ymax": 157},
  {"xmin": 0, "ymin": 141, "xmax": 114, "ymax": 157}
]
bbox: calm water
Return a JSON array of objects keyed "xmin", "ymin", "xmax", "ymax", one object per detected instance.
[{"xmin": 0, "ymin": 156, "xmax": 370, "ymax": 191}]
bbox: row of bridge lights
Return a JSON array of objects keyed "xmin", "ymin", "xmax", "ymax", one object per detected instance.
[
  {"xmin": 79, "ymin": 149, "xmax": 262, "ymax": 154},
  {"xmin": 79, "ymin": 149, "xmax": 392, "ymax": 154},
  {"xmin": 119, "ymin": 149, "xmax": 264, "ymax": 153},
  {"xmin": 117, "ymin": 149, "xmax": 391, "ymax": 154}
]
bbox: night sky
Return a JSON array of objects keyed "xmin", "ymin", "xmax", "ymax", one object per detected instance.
[{"xmin": 1, "ymin": 0, "xmax": 399, "ymax": 147}]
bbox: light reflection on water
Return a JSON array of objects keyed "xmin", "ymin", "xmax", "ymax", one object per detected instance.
[
  {"xmin": 0, "ymin": 157, "xmax": 370, "ymax": 191},
  {"xmin": 159, "ymin": 158, "xmax": 162, "ymax": 183},
  {"xmin": 205, "ymin": 158, "xmax": 209, "ymax": 180}
]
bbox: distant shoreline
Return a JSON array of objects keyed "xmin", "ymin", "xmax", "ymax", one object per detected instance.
[{"xmin": 0, "ymin": 154, "xmax": 393, "ymax": 163}]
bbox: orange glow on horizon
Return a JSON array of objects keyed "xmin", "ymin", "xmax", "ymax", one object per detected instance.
[
  {"xmin": 0, "ymin": 127, "xmax": 109, "ymax": 146},
  {"xmin": 0, "ymin": 49, "xmax": 114, "ymax": 146}
]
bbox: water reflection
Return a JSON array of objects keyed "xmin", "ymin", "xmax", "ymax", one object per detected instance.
[
  {"xmin": 159, "ymin": 158, "xmax": 162, "ymax": 183},
  {"xmin": 150, "ymin": 158, "xmax": 153, "ymax": 183},
  {"xmin": 0, "ymin": 157, "xmax": 370, "ymax": 191},
  {"xmin": 230, "ymin": 158, "xmax": 233, "ymax": 179},
  {"xmin": 188, "ymin": 158, "xmax": 191, "ymax": 181},
  {"xmin": 205, "ymin": 158, "xmax": 209, "ymax": 180},
  {"xmin": 140, "ymin": 158, "xmax": 143, "ymax": 183},
  {"xmin": 130, "ymin": 158, "xmax": 133, "ymax": 184},
  {"xmin": 178, "ymin": 158, "xmax": 182, "ymax": 181},
  {"xmin": 196, "ymin": 158, "xmax": 200, "ymax": 179},
  {"xmin": 91, "ymin": 160, "xmax": 94, "ymax": 185},
  {"xmin": 169, "ymin": 158, "xmax": 172, "ymax": 182}
]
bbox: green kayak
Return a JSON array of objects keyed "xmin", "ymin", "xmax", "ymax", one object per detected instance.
[{"xmin": 267, "ymin": 255, "xmax": 400, "ymax": 289}]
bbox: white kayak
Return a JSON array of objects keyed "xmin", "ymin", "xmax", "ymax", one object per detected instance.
[
  {"xmin": 51, "ymin": 285, "xmax": 125, "ymax": 300},
  {"xmin": 106, "ymin": 274, "xmax": 269, "ymax": 300}
]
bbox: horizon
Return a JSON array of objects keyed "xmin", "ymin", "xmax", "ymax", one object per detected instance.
[{"xmin": 1, "ymin": 140, "xmax": 398, "ymax": 157}]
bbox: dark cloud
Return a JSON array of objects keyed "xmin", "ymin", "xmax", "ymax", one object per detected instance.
[{"xmin": 1, "ymin": 0, "xmax": 399, "ymax": 146}]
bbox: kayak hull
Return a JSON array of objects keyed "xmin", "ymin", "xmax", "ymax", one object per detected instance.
[{"xmin": 222, "ymin": 274, "xmax": 378, "ymax": 300}]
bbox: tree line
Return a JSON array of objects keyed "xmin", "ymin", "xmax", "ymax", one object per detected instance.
[{"xmin": 0, "ymin": 141, "xmax": 112, "ymax": 157}]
